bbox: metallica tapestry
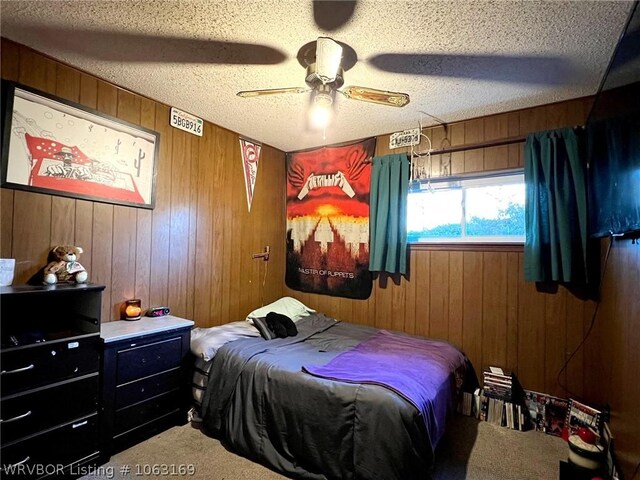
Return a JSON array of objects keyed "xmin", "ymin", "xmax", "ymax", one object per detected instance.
[{"xmin": 285, "ymin": 138, "xmax": 376, "ymax": 299}]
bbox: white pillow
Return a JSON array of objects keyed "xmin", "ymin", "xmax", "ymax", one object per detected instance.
[
  {"xmin": 191, "ymin": 321, "xmax": 260, "ymax": 361},
  {"xmin": 246, "ymin": 297, "xmax": 315, "ymax": 325}
]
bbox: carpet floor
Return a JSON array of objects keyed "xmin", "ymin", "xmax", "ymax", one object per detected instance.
[{"xmin": 82, "ymin": 416, "xmax": 567, "ymax": 480}]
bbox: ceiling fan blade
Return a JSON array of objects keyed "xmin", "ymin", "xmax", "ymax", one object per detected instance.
[
  {"xmin": 340, "ymin": 86, "xmax": 410, "ymax": 107},
  {"xmin": 313, "ymin": 1, "xmax": 357, "ymax": 31},
  {"xmin": 369, "ymin": 53, "xmax": 585, "ymax": 85},
  {"xmin": 5, "ymin": 25, "xmax": 287, "ymax": 64},
  {"xmin": 237, "ymin": 87, "xmax": 310, "ymax": 98}
]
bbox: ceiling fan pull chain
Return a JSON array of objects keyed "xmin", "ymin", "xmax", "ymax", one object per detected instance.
[
  {"xmin": 410, "ymin": 116, "xmax": 433, "ymax": 185},
  {"xmin": 440, "ymin": 135, "xmax": 452, "ymax": 177},
  {"xmin": 410, "ymin": 156, "xmax": 416, "ymax": 183}
]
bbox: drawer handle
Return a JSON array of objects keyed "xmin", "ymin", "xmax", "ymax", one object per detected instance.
[
  {"xmin": 72, "ymin": 420, "xmax": 88, "ymax": 428},
  {"xmin": 1, "ymin": 364, "xmax": 35, "ymax": 375},
  {"xmin": 0, "ymin": 410, "xmax": 32, "ymax": 424}
]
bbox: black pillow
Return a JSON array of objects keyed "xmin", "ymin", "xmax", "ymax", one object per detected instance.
[
  {"xmin": 253, "ymin": 317, "xmax": 275, "ymax": 340},
  {"xmin": 265, "ymin": 313, "xmax": 288, "ymax": 338},
  {"xmin": 266, "ymin": 312, "xmax": 298, "ymax": 337}
]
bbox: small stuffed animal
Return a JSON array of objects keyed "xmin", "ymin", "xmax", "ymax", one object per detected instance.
[{"xmin": 43, "ymin": 245, "xmax": 88, "ymax": 285}]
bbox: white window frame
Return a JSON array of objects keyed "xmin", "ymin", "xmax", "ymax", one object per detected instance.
[{"xmin": 407, "ymin": 169, "xmax": 525, "ymax": 244}]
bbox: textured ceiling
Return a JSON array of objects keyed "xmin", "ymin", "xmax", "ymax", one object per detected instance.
[{"xmin": 0, "ymin": 1, "xmax": 634, "ymax": 152}]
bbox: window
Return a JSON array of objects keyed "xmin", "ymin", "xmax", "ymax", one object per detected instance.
[{"xmin": 407, "ymin": 171, "xmax": 525, "ymax": 243}]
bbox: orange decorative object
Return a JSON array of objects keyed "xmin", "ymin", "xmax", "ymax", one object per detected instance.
[{"xmin": 122, "ymin": 299, "xmax": 142, "ymax": 321}]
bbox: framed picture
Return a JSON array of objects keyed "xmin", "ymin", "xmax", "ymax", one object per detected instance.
[{"xmin": 1, "ymin": 81, "xmax": 159, "ymax": 209}]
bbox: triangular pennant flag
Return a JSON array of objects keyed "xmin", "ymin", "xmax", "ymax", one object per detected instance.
[{"xmin": 239, "ymin": 138, "xmax": 262, "ymax": 212}]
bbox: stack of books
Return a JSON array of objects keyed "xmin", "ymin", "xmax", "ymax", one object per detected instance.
[
  {"xmin": 477, "ymin": 366, "xmax": 526, "ymax": 430},
  {"xmin": 483, "ymin": 367, "xmax": 514, "ymax": 401}
]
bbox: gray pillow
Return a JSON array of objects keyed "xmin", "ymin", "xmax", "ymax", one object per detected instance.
[{"xmin": 253, "ymin": 317, "xmax": 275, "ymax": 340}]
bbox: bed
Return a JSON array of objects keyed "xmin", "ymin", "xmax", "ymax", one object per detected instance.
[{"xmin": 190, "ymin": 301, "xmax": 473, "ymax": 480}]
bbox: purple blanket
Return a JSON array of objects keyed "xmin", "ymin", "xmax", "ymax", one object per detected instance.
[{"xmin": 303, "ymin": 330, "xmax": 466, "ymax": 449}]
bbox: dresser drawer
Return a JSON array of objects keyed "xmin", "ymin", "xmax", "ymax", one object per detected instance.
[
  {"xmin": 116, "ymin": 368, "xmax": 181, "ymax": 409},
  {"xmin": 116, "ymin": 336, "xmax": 182, "ymax": 384},
  {"xmin": 1, "ymin": 336, "xmax": 100, "ymax": 396},
  {"xmin": 112, "ymin": 409, "xmax": 184, "ymax": 454},
  {"xmin": 1, "ymin": 374, "xmax": 98, "ymax": 445},
  {"xmin": 1, "ymin": 414, "xmax": 99, "ymax": 479},
  {"xmin": 115, "ymin": 390, "xmax": 180, "ymax": 435}
]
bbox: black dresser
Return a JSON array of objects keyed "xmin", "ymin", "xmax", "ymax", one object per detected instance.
[
  {"xmin": 0, "ymin": 284, "xmax": 104, "ymax": 479},
  {"xmin": 100, "ymin": 316, "xmax": 193, "ymax": 457}
]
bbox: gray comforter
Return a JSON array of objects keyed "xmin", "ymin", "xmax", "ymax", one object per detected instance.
[{"xmin": 201, "ymin": 314, "xmax": 467, "ymax": 480}]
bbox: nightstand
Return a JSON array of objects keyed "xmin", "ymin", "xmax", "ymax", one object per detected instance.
[{"xmin": 100, "ymin": 316, "xmax": 194, "ymax": 457}]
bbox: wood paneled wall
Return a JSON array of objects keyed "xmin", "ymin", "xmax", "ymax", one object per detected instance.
[
  {"xmin": 0, "ymin": 39, "xmax": 286, "ymax": 326},
  {"xmin": 288, "ymin": 96, "xmax": 597, "ymax": 400},
  {"xmin": 584, "ymin": 237, "xmax": 640, "ymax": 479}
]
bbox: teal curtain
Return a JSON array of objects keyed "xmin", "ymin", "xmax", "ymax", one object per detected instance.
[
  {"xmin": 524, "ymin": 128, "xmax": 589, "ymax": 283},
  {"xmin": 369, "ymin": 154, "xmax": 409, "ymax": 275}
]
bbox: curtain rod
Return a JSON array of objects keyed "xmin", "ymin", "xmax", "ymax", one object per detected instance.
[
  {"xmin": 367, "ymin": 135, "xmax": 526, "ymax": 161},
  {"xmin": 427, "ymin": 135, "xmax": 526, "ymax": 156},
  {"xmin": 420, "ymin": 126, "xmax": 585, "ymax": 156}
]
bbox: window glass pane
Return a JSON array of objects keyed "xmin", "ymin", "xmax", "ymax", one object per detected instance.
[
  {"xmin": 465, "ymin": 183, "xmax": 525, "ymax": 237},
  {"xmin": 407, "ymin": 189, "xmax": 463, "ymax": 242},
  {"xmin": 406, "ymin": 171, "xmax": 525, "ymax": 243}
]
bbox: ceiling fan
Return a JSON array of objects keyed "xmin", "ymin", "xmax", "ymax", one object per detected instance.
[
  {"xmin": 237, "ymin": 37, "xmax": 411, "ymax": 129},
  {"xmin": 6, "ymin": 0, "xmax": 581, "ymax": 107}
]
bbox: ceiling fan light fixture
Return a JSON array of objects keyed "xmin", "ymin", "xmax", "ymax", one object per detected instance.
[
  {"xmin": 310, "ymin": 102, "xmax": 332, "ymax": 129},
  {"xmin": 309, "ymin": 87, "xmax": 334, "ymax": 129},
  {"xmin": 315, "ymin": 37, "xmax": 343, "ymax": 84}
]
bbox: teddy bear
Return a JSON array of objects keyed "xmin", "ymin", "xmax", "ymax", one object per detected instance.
[{"xmin": 43, "ymin": 245, "xmax": 88, "ymax": 285}]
